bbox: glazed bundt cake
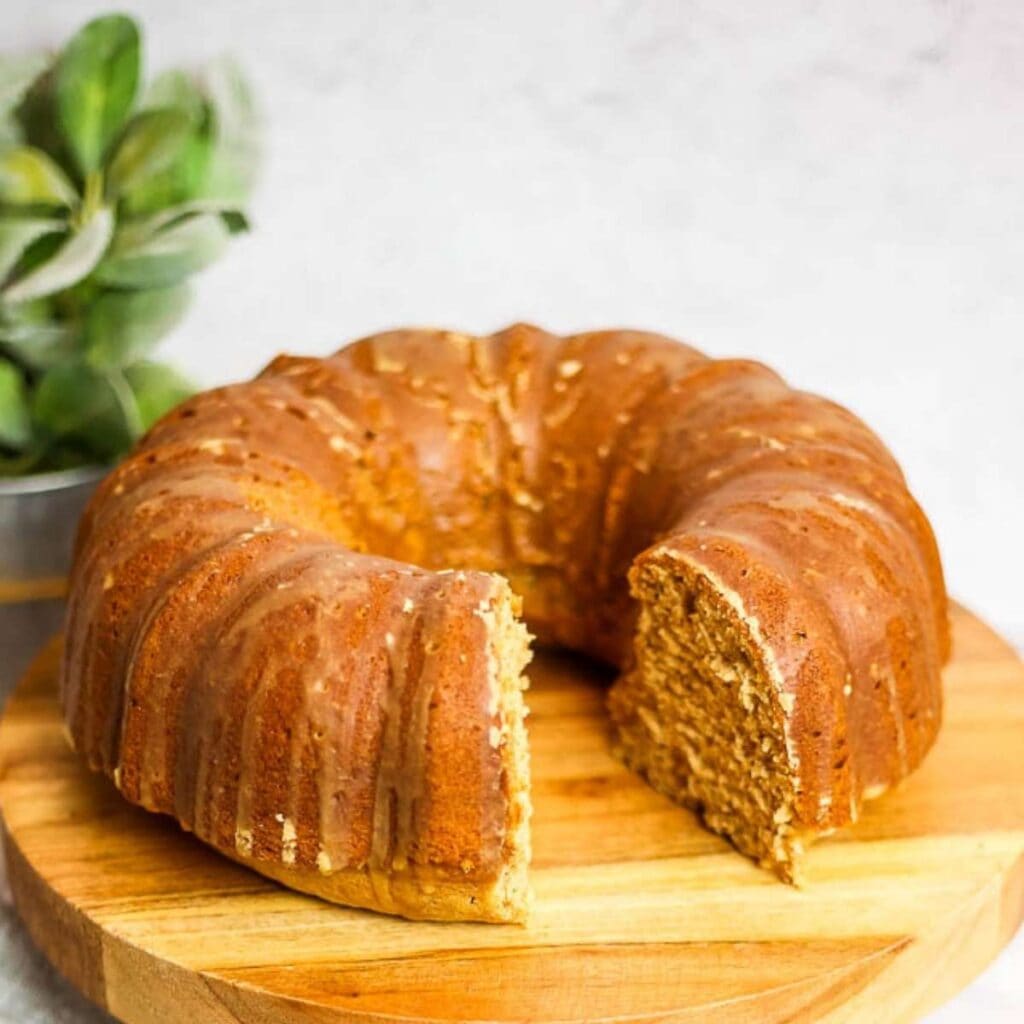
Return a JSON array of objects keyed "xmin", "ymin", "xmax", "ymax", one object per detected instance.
[{"xmin": 60, "ymin": 324, "xmax": 949, "ymax": 923}]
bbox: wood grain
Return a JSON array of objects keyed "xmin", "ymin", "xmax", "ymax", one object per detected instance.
[
  {"xmin": 1, "ymin": 604, "xmax": 1023, "ymax": 1023},
  {"xmin": 0, "ymin": 575, "xmax": 67, "ymax": 603}
]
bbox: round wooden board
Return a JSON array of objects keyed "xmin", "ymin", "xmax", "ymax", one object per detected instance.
[{"xmin": 1, "ymin": 605, "xmax": 1023, "ymax": 1024}]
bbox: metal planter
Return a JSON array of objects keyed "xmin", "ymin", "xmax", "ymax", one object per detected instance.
[{"xmin": 0, "ymin": 466, "xmax": 105, "ymax": 698}]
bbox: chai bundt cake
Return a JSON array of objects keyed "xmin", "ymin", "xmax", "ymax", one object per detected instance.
[{"xmin": 60, "ymin": 324, "xmax": 949, "ymax": 922}]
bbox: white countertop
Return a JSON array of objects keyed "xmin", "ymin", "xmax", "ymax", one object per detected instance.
[{"xmin": 3, "ymin": 1, "xmax": 1022, "ymax": 1020}]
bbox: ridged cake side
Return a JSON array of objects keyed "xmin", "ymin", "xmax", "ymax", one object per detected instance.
[
  {"xmin": 61, "ymin": 324, "xmax": 948, "ymax": 916},
  {"xmin": 61, "ymin": 404, "xmax": 533, "ymax": 922}
]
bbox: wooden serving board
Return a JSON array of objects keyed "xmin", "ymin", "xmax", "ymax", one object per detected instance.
[{"xmin": 2, "ymin": 605, "xmax": 1023, "ymax": 1024}]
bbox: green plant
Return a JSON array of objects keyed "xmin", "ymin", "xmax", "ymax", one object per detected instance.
[{"xmin": 0, "ymin": 13, "xmax": 259, "ymax": 474}]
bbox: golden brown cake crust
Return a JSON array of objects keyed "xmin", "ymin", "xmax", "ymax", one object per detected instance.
[{"xmin": 60, "ymin": 324, "xmax": 948, "ymax": 917}]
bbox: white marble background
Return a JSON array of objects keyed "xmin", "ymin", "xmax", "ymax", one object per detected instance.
[{"xmin": 3, "ymin": 1, "xmax": 1023, "ymax": 1021}]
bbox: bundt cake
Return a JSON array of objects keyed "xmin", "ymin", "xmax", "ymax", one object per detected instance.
[{"xmin": 60, "ymin": 324, "xmax": 949, "ymax": 923}]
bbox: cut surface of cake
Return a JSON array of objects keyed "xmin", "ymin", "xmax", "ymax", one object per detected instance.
[{"xmin": 60, "ymin": 324, "xmax": 949, "ymax": 921}]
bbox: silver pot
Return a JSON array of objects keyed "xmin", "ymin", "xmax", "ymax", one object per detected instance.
[{"xmin": 0, "ymin": 466, "xmax": 106, "ymax": 698}]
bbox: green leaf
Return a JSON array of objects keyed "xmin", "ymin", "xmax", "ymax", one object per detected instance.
[
  {"xmin": 0, "ymin": 53, "xmax": 49, "ymax": 118},
  {"xmin": 1, "ymin": 285, "xmax": 88, "ymax": 370},
  {"xmin": 220, "ymin": 209, "xmax": 249, "ymax": 233},
  {"xmin": 56, "ymin": 14, "xmax": 140, "ymax": 175},
  {"xmin": 125, "ymin": 359, "xmax": 193, "ymax": 429},
  {"xmin": 121, "ymin": 72, "xmax": 211, "ymax": 214},
  {"xmin": 84, "ymin": 283, "xmax": 191, "ymax": 367},
  {"xmin": 0, "ymin": 217, "xmax": 66, "ymax": 282},
  {"xmin": 142, "ymin": 69, "xmax": 205, "ymax": 121},
  {"xmin": 32, "ymin": 360, "xmax": 134, "ymax": 458},
  {"xmin": 0, "ymin": 145, "xmax": 78, "ymax": 206},
  {"xmin": 132, "ymin": 199, "xmax": 245, "ymax": 234},
  {"xmin": 15, "ymin": 69, "xmax": 72, "ymax": 173},
  {"xmin": 0, "ymin": 116, "xmax": 20, "ymax": 148},
  {"xmin": 0, "ymin": 293, "xmax": 52, "ymax": 328},
  {"xmin": 4, "ymin": 227, "xmax": 66, "ymax": 283},
  {"xmin": 0, "ymin": 319, "xmax": 80, "ymax": 371},
  {"xmin": 1, "ymin": 206, "xmax": 113, "ymax": 303},
  {"xmin": 201, "ymin": 57, "xmax": 260, "ymax": 203},
  {"xmin": 0, "ymin": 57, "xmax": 47, "ymax": 150},
  {"xmin": 95, "ymin": 212, "xmax": 228, "ymax": 289},
  {"xmin": 0, "ymin": 357, "xmax": 32, "ymax": 450},
  {"xmin": 122, "ymin": 119, "xmax": 211, "ymax": 214},
  {"xmin": 106, "ymin": 108, "xmax": 192, "ymax": 196},
  {"xmin": 0, "ymin": 450, "xmax": 45, "ymax": 475},
  {"xmin": 124, "ymin": 130, "xmax": 210, "ymax": 213}
]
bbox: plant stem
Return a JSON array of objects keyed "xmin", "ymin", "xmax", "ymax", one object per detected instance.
[{"xmin": 78, "ymin": 171, "xmax": 105, "ymax": 227}]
